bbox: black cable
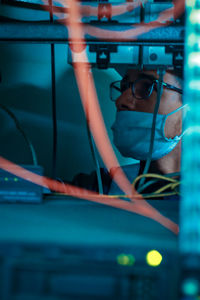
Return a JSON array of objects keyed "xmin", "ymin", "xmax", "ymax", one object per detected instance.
[
  {"xmin": 0, "ymin": 104, "xmax": 38, "ymax": 165},
  {"xmin": 1, "ymin": 0, "xmax": 66, "ymax": 13},
  {"xmin": 51, "ymin": 43, "xmax": 57, "ymax": 179},
  {"xmin": 49, "ymin": 0, "xmax": 57, "ymax": 179}
]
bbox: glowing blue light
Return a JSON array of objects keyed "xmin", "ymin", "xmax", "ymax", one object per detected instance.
[
  {"xmin": 188, "ymin": 53, "xmax": 200, "ymax": 67},
  {"xmin": 182, "ymin": 278, "xmax": 199, "ymax": 296},
  {"xmin": 180, "ymin": 0, "xmax": 200, "ymax": 254},
  {"xmin": 190, "ymin": 10, "xmax": 200, "ymax": 24}
]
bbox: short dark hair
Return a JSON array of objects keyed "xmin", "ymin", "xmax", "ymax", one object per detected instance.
[{"xmin": 172, "ymin": 68, "xmax": 184, "ymax": 80}]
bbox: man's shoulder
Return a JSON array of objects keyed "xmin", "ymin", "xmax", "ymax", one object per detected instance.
[
  {"xmin": 72, "ymin": 168, "xmax": 112, "ymax": 194},
  {"xmin": 71, "ymin": 163, "xmax": 140, "ymax": 194},
  {"xmin": 109, "ymin": 163, "xmax": 140, "ymax": 195}
]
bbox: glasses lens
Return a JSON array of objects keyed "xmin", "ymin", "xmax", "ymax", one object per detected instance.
[
  {"xmin": 110, "ymin": 81, "xmax": 121, "ymax": 101},
  {"xmin": 133, "ymin": 78, "xmax": 154, "ymax": 99}
]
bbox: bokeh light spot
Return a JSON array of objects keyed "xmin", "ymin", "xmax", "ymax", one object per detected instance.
[
  {"xmin": 182, "ymin": 278, "xmax": 199, "ymax": 296},
  {"xmin": 117, "ymin": 254, "xmax": 135, "ymax": 266},
  {"xmin": 146, "ymin": 250, "xmax": 162, "ymax": 267}
]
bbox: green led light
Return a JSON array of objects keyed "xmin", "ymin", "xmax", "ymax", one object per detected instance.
[
  {"xmin": 182, "ymin": 278, "xmax": 199, "ymax": 296},
  {"xmin": 4, "ymin": 177, "xmax": 8, "ymax": 181},
  {"xmin": 146, "ymin": 250, "xmax": 162, "ymax": 267},
  {"xmin": 117, "ymin": 254, "xmax": 135, "ymax": 266},
  {"xmin": 14, "ymin": 178, "xmax": 19, "ymax": 182}
]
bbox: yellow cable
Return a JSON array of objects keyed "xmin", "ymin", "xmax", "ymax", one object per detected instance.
[
  {"xmin": 143, "ymin": 192, "xmax": 178, "ymax": 199},
  {"xmin": 52, "ymin": 191, "xmax": 179, "ymax": 200},
  {"xmin": 154, "ymin": 182, "xmax": 180, "ymax": 194},
  {"xmin": 52, "ymin": 177, "xmax": 180, "ymax": 201},
  {"xmin": 132, "ymin": 173, "xmax": 177, "ymax": 189},
  {"xmin": 154, "ymin": 183, "xmax": 173, "ymax": 194},
  {"xmin": 109, "ymin": 192, "xmax": 178, "ymax": 199}
]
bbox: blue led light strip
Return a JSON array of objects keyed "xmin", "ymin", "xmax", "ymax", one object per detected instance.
[{"xmin": 180, "ymin": 0, "xmax": 200, "ymax": 254}]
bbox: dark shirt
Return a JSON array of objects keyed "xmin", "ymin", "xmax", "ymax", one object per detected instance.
[{"xmin": 72, "ymin": 168, "xmax": 111, "ymax": 194}]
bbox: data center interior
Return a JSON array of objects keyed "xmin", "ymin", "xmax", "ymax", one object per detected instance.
[{"xmin": 0, "ymin": 0, "xmax": 200, "ymax": 299}]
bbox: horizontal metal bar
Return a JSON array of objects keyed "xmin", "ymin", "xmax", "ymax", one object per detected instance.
[
  {"xmin": 2, "ymin": 0, "xmax": 65, "ymax": 12},
  {"xmin": 0, "ymin": 21, "xmax": 185, "ymax": 44}
]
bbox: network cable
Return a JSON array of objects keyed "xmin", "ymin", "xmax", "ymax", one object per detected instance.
[
  {"xmin": 137, "ymin": 172, "xmax": 180, "ymax": 194},
  {"xmin": 52, "ymin": 171, "xmax": 180, "ymax": 200},
  {"xmin": 86, "ymin": 121, "xmax": 103, "ymax": 195},
  {"xmin": 132, "ymin": 172, "xmax": 180, "ymax": 198},
  {"xmin": 138, "ymin": 68, "xmax": 165, "ymax": 188}
]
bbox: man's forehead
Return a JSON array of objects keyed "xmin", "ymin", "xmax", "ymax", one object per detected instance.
[
  {"xmin": 126, "ymin": 69, "xmax": 178, "ymax": 87},
  {"xmin": 126, "ymin": 69, "xmax": 158, "ymax": 80}
]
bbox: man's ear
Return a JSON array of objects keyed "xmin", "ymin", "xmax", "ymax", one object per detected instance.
[{"xmin": 178, "ymin": 119, "xmax": 183, "ymax": 136}]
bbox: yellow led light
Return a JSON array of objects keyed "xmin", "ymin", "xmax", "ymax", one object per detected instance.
[
  {"xmin": 146, "ymin": 250, "xmax": 162, "ymax": 267},
  {"xmin": 117, "ymin": 254, "xmax": 135, "ymax": 266}
]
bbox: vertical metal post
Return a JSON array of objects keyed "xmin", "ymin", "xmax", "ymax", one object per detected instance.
[{"xmin": 49, "ymin": 0, "xmax": 57, "ymax": 179}]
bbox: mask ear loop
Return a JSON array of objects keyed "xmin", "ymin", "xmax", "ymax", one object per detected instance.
[
  {"xmin": 138, "ymin": 68, "xmax": 165, "ymax": 188},
  {"xmin": 161, "ymin": 104, "xmax": 188, "ymax": 140}
]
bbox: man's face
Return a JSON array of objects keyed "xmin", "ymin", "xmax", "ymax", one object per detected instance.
[{"xmin": 115, "ymin": 69, "xmax": 183, "ymax": 139}]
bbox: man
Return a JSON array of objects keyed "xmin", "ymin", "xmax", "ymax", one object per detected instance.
[
  {"xmin": 73, "ymin": 69, "xmax": 184, "ymax": 196},
  {"xmin": 111, "ymin": 69, "xmax": 183, "ymax": 174}
]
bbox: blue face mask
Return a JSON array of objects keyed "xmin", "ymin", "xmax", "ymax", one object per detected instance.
[{"xmin": 111, "ymin": 106, "xmax": 186, "ymax": 161}]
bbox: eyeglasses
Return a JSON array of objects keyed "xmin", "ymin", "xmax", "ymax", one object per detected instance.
[{"xmin": 110, "ymin": 76, "xmax": 183, "ymax": 102}]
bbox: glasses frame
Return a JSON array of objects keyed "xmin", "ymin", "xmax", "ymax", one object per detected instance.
[{"xmin": 110, "ymin": 78, "xmax": 183, "ymax": 102}]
